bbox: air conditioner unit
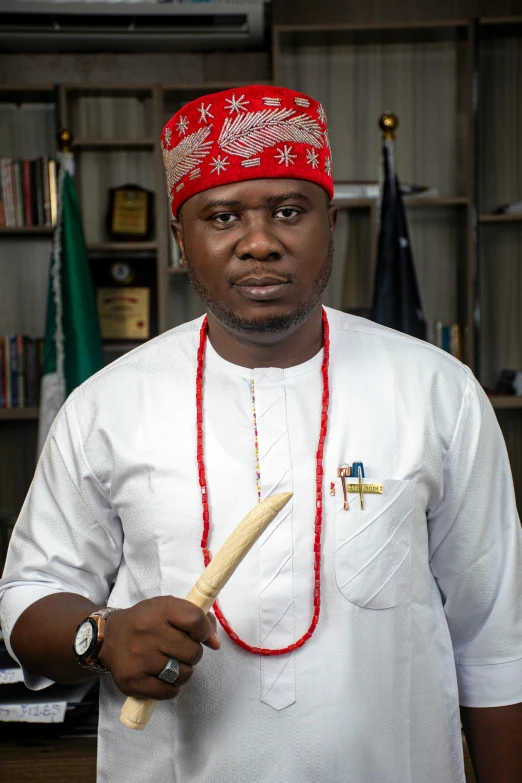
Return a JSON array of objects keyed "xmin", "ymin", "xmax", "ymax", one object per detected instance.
[{"xmin": 0, "ymin": 1, "xmax": 266, "ymax": 53}]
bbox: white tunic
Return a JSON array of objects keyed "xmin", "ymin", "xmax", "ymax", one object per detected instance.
[{"xmin": 1, "ymin": 308, "xmax": 522, "ymax": 783}]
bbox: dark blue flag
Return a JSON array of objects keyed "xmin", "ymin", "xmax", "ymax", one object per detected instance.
[{"xmin": 372, "ymin": 142, "xmax": 426, "ymax": 340}]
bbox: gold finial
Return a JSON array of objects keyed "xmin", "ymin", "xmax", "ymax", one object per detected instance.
[
  {"xmin": 379, "ymin": 112, "xmax": 398, "ymax": 141},
  {"xmin": 57, "ymin": 128, "xmax": 73, "ymax": 152}
]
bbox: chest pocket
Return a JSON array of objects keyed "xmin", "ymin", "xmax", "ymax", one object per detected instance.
[{"xmin": 333, "ymin": 478, "xmax": 415, "ymax": 609}]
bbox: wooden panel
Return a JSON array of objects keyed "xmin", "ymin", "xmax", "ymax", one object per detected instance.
[
  {"xmin": 273, "ymin": 1, "xmax": 521, "ymax": 26},
  {"xmin": 0, "ymin": 420, "xmax": 38, "ymax": 516},
  {"xmin": 76, "ymin": 150, "xmax": 155, "ymax": 245},
  {"xmin": 478, "ymin": 28, "xmax": 522, "ymax": 213},
  {"xmin": 169, "ymin": 274, "xmax": 205, "ymax": 330},
  {"xmin": 479, "ymin": 223, "xmax": 522, "ymax": 388},
  {"xmin": 276, "ymin": 30, "xmax": 469, "ymax": 197},
  {"xmin": 0, "ymin": 739, "xmax": 96, "ymax": 783},
  {"xmin": 337, "ymin": 207, "xmax": 375, "ymax": 311},
  {"xmin": 407, "ymin": 206, "xmax": 467, "ymax": 328},
  {"xmin": 69, "ymin": 96, "xmax": 153, "ymax": 141},
  {"xmin": 0, "ymin": 238, "xmax": 50, "ymax": 337},
  {"xmin": 0, "ymin": 52, "xmax": 270, "ymax": 88}
]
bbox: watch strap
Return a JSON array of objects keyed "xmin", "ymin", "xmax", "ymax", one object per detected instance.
[{"xmin": 76, "ymin": 607, "xmax": 118, "ymax": 673}]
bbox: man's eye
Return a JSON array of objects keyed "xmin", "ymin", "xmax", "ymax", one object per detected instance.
[
  {"xmin": 215, "ymin": 213, "xmax": 236, "ymax": 223},
  {"xmin": 276, "ymin": 208, "xmax": 300, "ymax": 219}
]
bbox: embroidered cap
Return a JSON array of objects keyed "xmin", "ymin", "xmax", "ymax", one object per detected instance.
[{"xmin": 162, "ymin": 84, "xmax": 333, "ymax": 217}]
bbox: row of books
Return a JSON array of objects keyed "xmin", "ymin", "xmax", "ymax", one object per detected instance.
[
  {"xmin": 0, "ymin": 157, "xmax": 57, "ymax": 228},
  {"xmin": 428, "ymin": 321, "xmax": 464, "ymax": 361},
  {"xmin": 0, "ymin": 335, "xmax": 43, "ymax": 409}
]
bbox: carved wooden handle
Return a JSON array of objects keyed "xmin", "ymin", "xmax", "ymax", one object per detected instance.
[{"xmin": 120, "ymin": 491, "xmax": 292, "ymax": 730}]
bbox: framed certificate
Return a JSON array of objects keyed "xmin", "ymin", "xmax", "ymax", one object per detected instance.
[
  {"xmin": 89, "ymin": 255, "xmax": 158, "ymax": 342},
  {"xmin": 107, "ymin": 184, "xmax": 154, "ymax": 241},
  {"xmin": 97, "ymin": 287, "xmax": 150, "ymax": 339}
]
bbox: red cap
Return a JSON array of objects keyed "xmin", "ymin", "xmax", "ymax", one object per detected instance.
[{"xmin": 162, "ymin": 84, "xmax": 333, "ymax": 218}]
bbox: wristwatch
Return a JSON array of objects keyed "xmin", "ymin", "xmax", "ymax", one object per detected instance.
[{"xmin": 73, "ymin": 608, "xmax": 118, "ymax": 673}]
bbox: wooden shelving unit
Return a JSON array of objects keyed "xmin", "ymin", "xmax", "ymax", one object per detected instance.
[
  {"xmin": 0, "ymin": 226, "xmax": 53, "ymax": 235},
  {"xmin": 0, "ymin": 408, "xmax": 40, "ymax": 421},
  {"xmin": 273, "ymin": 16, "xmax": 522, "ymax": 505},
  {"xmin": 479, "ymin": 213, "xmax": 522, "ymax": 223},
  {"xmin": 1, "ymin": 25, "xmax": 521, "ymax": 515},
  {"xmin": 72, "ymin": 138, "xmax": 155, "ymax": 150},
  {"xmin": 489, "ymin": 396, "xmax": 522, "ymax": 410},
  {"xmin": 86, "ymin": 241, "xmax": 158, "ymax": 252}
]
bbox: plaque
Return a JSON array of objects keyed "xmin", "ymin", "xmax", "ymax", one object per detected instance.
[
  {"xmin": 97, "ymin": 287, "xmax": 150, "ymax": 339},
  {"xmin": 89, "ymin": 255, "xmax": 158, "ymax": 342},
  {"xmin": 107, "ymin": 184, "xmax": 154, "ymax": 241}
]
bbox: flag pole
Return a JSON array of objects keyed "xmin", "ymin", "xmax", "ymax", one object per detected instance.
[
  {"xmin": 372, "ymin": 112, "xmax": 427, "ymax": 340},
  {"xmin": 37, "ymin": 128, "xmax": 104, "ymax": 456},
  {"xmin": 378, "ymin": 112, "xmax": 398, "ymax": 202}
]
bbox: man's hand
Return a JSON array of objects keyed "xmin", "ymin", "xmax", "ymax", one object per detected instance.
[
  {"xmin": 10, "ymin": 592, "xmax": 219, "ymax": 690},
  {"xmin": 99, "ymin": 596, "xmax": 220, "ymax": 701}
]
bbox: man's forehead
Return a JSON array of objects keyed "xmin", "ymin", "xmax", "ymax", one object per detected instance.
[{"xmin": 181, "ymin": 178, "xmax": 326, "ymax": 215}]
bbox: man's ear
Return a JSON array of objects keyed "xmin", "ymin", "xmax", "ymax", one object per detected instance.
[
  {"xmin": 170, "ymin": 218, "xmax": 185, "ymax": 267},
  {"xmin": 327, "ymin": 204, "xmax": 338, "ymax": 234}
]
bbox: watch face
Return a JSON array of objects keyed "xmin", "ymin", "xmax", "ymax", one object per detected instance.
[{"xmin": 74, "ymin": 620, "xmax": 96, "ymax": 657}]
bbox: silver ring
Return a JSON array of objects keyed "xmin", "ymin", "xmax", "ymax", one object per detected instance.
[{"xmin": 158, "ymin": 657, "xmax": 180, "ymax": 684}]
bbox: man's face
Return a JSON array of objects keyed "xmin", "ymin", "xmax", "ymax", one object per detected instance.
[{"xmin": 171, "ymin": 178, "xmax": 337, "ymax": 337}]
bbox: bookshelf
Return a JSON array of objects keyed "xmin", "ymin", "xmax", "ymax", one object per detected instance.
[
  {"xmin": 1, "ymin": 23, "xmax": 521, "ymax": 522},
  {"xmin": 0, "ymin": 85, "xmax": 57, "ymax": 521},
  {"xmin": 273, "ymin": 17, "xmax": 522, "ymax": 503}
]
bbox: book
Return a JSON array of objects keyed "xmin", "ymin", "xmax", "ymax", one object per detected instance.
[
  {"xmin": 2, "ymin": 337, "xmax": 10, "ymax": 407},
  {"xmin": 48, "ymin": 158, "xmax": 57, "ymax": 226},
  {"xmin": 1, "ymin": 160, "xmax": 15, "ymax": 227},
  {"xmin": 33, "ymin": 158, "xmax": 44, "ymax": 226},
  {"xmin": 25, "ymin": 338, "xmax": 38, "ymax": 408},
  {"xmin": 41, "ymin": 155, "xmax": 51, "ymax": 226},
  {"xmin": 12, "ymin": 160, "xmax": 23, "ymax": 227},
  {"xmin": 8, "ymin": 334, "xmax": 18, "ymax": 408},
  {"xmin": 22, "ymin": 159, "xmax": 33, "ymax": 226},
  {"xmin": 449, "ymin": 324, "xmax": 462, "ymax": 361},
  {"xmin": 16, "ymin": 335, "xmax": 26, "ymax": 408},
  {"xmin": 0, "ymin": 339, "xmax": 5, "ymax": 407}
]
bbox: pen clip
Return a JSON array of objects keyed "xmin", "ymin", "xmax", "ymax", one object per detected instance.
[{"xmin": 337, "ymin": 465, "xmax": 352, "ymax": 510}]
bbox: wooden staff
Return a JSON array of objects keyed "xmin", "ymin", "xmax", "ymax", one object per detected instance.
[{"xmin": 120, "ymin": 491, "xmax": 293, "ymax": 730}]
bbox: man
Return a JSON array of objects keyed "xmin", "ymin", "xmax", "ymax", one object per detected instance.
[{"xmin": 1, "ymin": 85, "xmax": 521, "ymax": 782}]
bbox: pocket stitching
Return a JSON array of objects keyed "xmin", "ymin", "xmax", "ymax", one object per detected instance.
[
  {"xmin": 333, "ymin": 479, "xmax": 415, "ymax": 609},
  {"xmin": 336, "ymin": 506, "xmax": 413, "ymax": 590}
]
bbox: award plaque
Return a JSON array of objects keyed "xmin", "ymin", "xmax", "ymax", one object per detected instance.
[
  {"xmin": 89, "ymin": 256, "xmax": 158, "ymax": 342},
  {"xmin": 97, "ymin": 286, "xmax": 150, "ymax": 339},
  {"xmin": 107, "ymin": 184, "xmax": 154, "ymax": 241}
]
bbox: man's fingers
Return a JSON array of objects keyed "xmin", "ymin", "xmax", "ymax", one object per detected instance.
[
  {"xmin": 203, "ymin": 612, "xmax": 220, "ymax": 650},
  {"xmin": 162, "ymin": 597, "xmax": 213, "ymax": 643},
  {"xmin": 121, "ymin": 675, "xmax": 183, "ymax": 702},
  {"xmin": 148, "ymin": 658, "xmax": 194, "ymax": 687}
]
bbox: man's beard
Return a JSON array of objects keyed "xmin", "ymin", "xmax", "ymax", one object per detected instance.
[{"xmin": 184, "ymin": 239, "xmax": 334, "ymax": 335}]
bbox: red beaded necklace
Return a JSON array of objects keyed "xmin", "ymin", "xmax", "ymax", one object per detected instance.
[{"xmin": 196, "ymin": 308, "xmax": 330, "ymax": 656}]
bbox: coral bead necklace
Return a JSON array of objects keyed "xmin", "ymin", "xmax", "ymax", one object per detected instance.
[{"xmin": 196, "ymin": 308, "xmax": 330, "ymax": 656}]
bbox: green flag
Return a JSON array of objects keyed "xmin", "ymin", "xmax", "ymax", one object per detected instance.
[{"xmin": 37, "ymin": 152, "xmax": 104, "ymax": 455}]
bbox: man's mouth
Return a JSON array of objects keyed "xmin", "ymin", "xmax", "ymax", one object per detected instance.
[{"xmin": 233, "ymin": 276, "xmax": 290, "ymax": 301}]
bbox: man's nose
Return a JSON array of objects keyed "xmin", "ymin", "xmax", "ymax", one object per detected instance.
[{"xmin": 234, "ymin": 220, "xmax": 284, "ymax": 262}]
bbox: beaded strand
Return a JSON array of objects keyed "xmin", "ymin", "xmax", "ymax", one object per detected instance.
[
  {"xmin": 251, "ymin": 379, "xmax": 262, "ymax": 504},
  {"xmin": 196, "ymin": 308, "xmax": 330, "ymax": 656}
]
